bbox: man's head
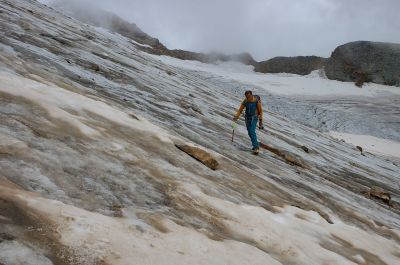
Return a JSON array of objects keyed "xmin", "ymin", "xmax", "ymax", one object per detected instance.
[{"xmin": 245, "ymin": 90, "xmax": 253, "ymax": 101}]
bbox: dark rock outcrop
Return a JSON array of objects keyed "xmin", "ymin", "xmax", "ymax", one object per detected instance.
[
  {"xmin": 255, "ymin": 56, "xmax": 327, "ymax": 75},
  {"xmin": 325, "ymin": 41, "xmax": 400, "ymax": 87}
]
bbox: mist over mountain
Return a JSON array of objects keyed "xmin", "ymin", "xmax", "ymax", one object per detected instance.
[{"xmin": 40, "ymin": 0, "xmax": 400, "ymax": 60}]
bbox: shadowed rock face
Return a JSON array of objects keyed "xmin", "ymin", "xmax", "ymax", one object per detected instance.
[
  {"xmin": 255, "ymin": 56, "xmax": 328, "ymax": 75},
  {"xmin": 325, "ymin": 41, "xmax": 400, "ymax": 87}
]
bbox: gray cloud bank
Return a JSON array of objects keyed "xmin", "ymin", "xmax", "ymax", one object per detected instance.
[{"xmin": 41, "ymin": 0, "xmax": 400, "ymax": 60}]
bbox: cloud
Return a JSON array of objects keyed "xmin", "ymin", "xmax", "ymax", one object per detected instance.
[{"xmin": 42, "ymin": 0, "xmax": 400, "ymax": 60}]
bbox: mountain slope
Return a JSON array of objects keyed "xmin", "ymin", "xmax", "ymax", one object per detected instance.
[
  {"xmin": 0, "ymin": 1, "xmax": 399, "ymax": 264},
  {"xmin": 47, "ymin": 0, "xmax": 257, "ymax": 66}
]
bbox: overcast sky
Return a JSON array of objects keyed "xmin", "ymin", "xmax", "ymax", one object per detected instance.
[{"xmin": 41, "ymin": 0, "xmax": 400, "ymax": 60}]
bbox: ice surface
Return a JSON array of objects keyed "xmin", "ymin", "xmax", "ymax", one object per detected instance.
[{"xmin": 0, "ymin": 0, "xmax": 399, "ymax": 264}]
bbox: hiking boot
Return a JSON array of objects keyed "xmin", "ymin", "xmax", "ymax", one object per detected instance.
[{"xmin": 252, "ymin": 148, "xmax": 260, "ymax": 155}]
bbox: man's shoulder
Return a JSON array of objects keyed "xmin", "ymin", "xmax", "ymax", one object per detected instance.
[
  {"xmin": 241, "ymin": 95, "xmax": 262, "ymax": 105},
  {"xmin": 246, "ymin": 96, "xmax": 261, "ymax": 103}
]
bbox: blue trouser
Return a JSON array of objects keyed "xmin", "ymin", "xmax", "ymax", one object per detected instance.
[{"xmin": 245, "ymin": 116, "xmax": 259, "ymax": 149}]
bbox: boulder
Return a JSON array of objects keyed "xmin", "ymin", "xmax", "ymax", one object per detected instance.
[
  {"xmin": 175, "ymin": 144, "xmax": 219, "ymax": 170},
  {"xmin": 325, "ymin": 41, "xmax": 400, "ymax": 87}
]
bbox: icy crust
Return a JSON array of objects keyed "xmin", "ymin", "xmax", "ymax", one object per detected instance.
[
  {"xmin": 0, "ymin": 71, "xmax": 174, "ymax": 142},
  {"xmin": 1, "ymin": 182, "xmax": 399, "ymax": 265}
]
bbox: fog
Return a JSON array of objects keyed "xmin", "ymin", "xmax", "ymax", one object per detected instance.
[{"xmin": 40, "ymin": 0, "xmax": 400, "ymax": 60}]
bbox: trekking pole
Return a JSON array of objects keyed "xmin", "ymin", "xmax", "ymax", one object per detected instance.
[{"xmin": 231, "ymin": 122, "xmax": 237, "ymax": 143}]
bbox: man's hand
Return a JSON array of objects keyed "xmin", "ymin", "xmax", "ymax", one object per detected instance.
[
  {"xmin": 233, "ymin": 116, "xmax": 238, "ymax": 122},
  {"xmin": 258, "ymin": 119, "xmax": 264, "ymax": 130}
]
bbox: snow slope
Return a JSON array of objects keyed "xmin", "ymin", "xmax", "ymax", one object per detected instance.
[{"xmin": 0, "ymin": 0, "xmax": 399, "ymax": 264}]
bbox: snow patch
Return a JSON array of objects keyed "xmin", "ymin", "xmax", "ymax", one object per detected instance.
[
  {"xmin": 12, "ymin": 187, "xmax": 282, "ymax": 265},
  {"xmin": 329, "ymin": 131, "xmax": 400, "ymax": 158},
  {"xmin": 130, "ymin": 40, "xmax": 152, "ymax": 49}
]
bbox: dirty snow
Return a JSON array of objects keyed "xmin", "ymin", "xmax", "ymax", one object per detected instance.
[
  {"xmin": 8, "ymin": 185, "xmax": 282, "ymax": 265},
  {"xmin": 2, "ymin": 182, "xmax": 399, "ymax": 265},
  {"xmin": 183, "ymin": 183, "xmax": 400, "ymax": 265}
]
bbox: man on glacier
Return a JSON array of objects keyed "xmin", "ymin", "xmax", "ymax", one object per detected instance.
[{"xmin": 233, "ymin": 90, "xmax": 264, "ymax": 155}]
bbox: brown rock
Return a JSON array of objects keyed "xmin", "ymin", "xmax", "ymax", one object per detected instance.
[
  {"xmin": 175, "ymin": 144, "xmax": 219, "ymax": 170},
  {"xmin": 283, "ymin": 154, "xmax": 297, "ymax": 164},
  {"xmin": 91, "ymin": 63, "xmax": 100, "ymax": 72},
  {"xmin": 259, "ymin": 142, "xmax": 281, "ymax": 156},
  {"xmin": 369, "ymin": 186, "xmax": 391, "ymax": 205},
  {"xmin": 260, "ymin": 142, "xmax": 306, "ymax": 168},
  {"xmin": 282, "ymin": 153, "xmax": 305, "ymax": 168}
]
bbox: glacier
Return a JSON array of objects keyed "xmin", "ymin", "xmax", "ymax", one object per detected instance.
[{"xmin": 0, "ymin": 0, "xmax": 399, "ymax": 264}]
